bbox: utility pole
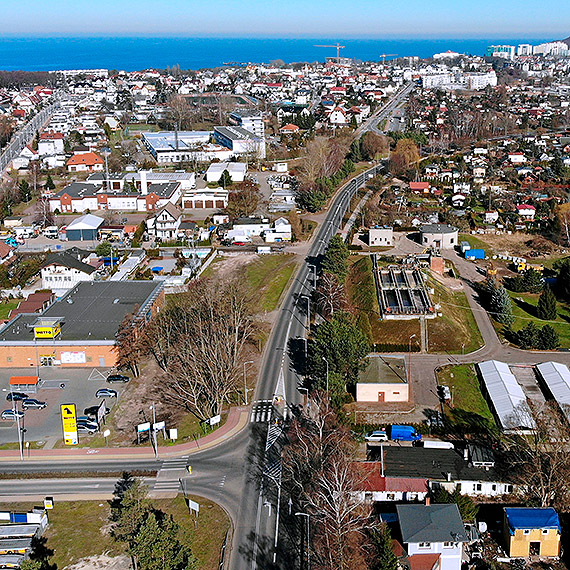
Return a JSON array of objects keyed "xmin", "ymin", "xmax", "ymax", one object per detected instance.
[{"xmin": 243, "ymin": 361, "xmax": 254, "ymax": 405}]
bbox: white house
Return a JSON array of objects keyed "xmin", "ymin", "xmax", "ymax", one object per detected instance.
[
  {"xmin": 484, "ymin": 211, "xmax": 499, "ymax": 224},
  {"xmin": 206, "ymin": 162, "xmax": 247, "ymax": 183},
  {"xmin": 369, "ymin": 226, "xmax": 393, "ymax": 247},
  {"xmin": 516, "ymin": 204, "xmax": 536, "ymax": 220},
  {"xmin": 231, "ymin": 217, "xmax": 271, "ymax": 237},
  {"xmin": 146, "ymin": 203, "xmax": 182, "ymax": 241},
  {"xmin": 263, "ymin": 217, "xmax": 292, "ymax": 242},
  {"xmin": 397, "ymin": 504, "xmax": 468, "ymax": 570},
  {"xmin": 508, "ymin": 152, "xmax": 527, "ymax": 164},
  {"xmin": 38, "ymin": 132, "xmax": 65, "ymax": 156},
  {"xmin": 41, "ymin": 252, "xmax": 97, "ymax": 295}
]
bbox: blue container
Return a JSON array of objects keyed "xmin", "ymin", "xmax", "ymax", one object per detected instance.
[{"xmin": 465, "ymin": 248, "xmax": 485, "ymax": 260}]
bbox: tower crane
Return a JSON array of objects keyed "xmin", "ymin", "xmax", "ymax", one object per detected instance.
[
  {"xmin": 379, "ymin": 53, "xmax": 398, "ymax": 64},
  {"xmin": 315, "ymin": 43, "xmax": 346, "ymax": 63}
]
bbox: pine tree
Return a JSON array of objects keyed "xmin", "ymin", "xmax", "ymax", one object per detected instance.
[
  {"xmin": 515, "ymin": 322, "xmax": 540, "ymax": 349},
  {"xmin": 537, "ymin": 286, "xmax": 557, "ymax": 321},
  {"xmin": 370, "ymin": 524, "xmax": 398, "ymax": 570},
  {"xmin": 537, "ymin": 325, "xmax": 560, "ymax": 350},
  {"xmin": 44, "ymin": 174, "xmax": 55, "ymax": 191},
  {"xmin": 490, "ymin": 283, "xmax": 514, "ymax": 325},
  {"xmin": 321, "ymin": 235, "xmax": 350, "ymax": 281},
  {"xmin": 19, "ymin": 179, "xmax": 31, "ymax": 202},
  {"xmin": 218, "ymin": 169, "xmax": 232, "ymax": 188},
  {"xmin": 521, "ymin": 268, "xmax": 543, "ymax": 293}
]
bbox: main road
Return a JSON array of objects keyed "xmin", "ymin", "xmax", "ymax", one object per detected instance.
[{"xmin": 0, "ymin": 86, "xmax": 413, "ymax": 570}]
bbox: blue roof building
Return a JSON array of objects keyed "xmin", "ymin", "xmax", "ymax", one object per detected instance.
[{"xmin": 503, "ymin": 507, "xmax": 561, "ymax": 558}]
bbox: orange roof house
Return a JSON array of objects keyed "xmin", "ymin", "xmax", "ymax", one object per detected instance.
[{"xmin": 66, "ymin": 152, "xmax": 104, "ymax": 173}]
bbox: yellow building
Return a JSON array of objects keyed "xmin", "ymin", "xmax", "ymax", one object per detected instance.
[{"xmin": 504, "ymin": 507, "xmax": 561, "ymax": 558}]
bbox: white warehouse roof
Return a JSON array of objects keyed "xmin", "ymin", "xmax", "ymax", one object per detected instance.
[
  {"xmin": 536, "ymin": 361, "xmax": 570, "ymax": 420},
  {"xmin": 66, "ymin": 213, "xmax": 104, "ymax": 230},
  {"xmin": 477, "ymin": 360, "xmax": 535, "ymax": 431}
]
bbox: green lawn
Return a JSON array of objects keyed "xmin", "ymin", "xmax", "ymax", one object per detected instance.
[
  {"xmin": 459, "ymin": 233, "xmax": 494, "ymax": 256},
  {"xmin": 0, "ymin": 494, "xmax": 230, "ymax": 570},
  {"xmin": 0, "ymin": 299, "xmax": 19, "ymax": 319},
  {"xmin": 427, "ymin": 278, "xmax": 484, "ymax": 354},
  {"xmin": 437, "ymin": 364, "xmax": 497, "ymax": 435},
  {"xmin": 502, "ymin": 290, "xmax": 570, "ymax": 348},
  {"xmin": 244, "ymin": 254, "xmax": 297, "ymax": 312}
]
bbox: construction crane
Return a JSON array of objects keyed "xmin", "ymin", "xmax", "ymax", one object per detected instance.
[
  {"xmin": 315, "ymin": 43, "xmax": 346, "ymax": 62},
  {"xmin": 379, "ymin": 53, "xmax": 398, "ymax": 64}
]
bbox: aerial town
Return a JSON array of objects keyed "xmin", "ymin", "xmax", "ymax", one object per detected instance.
[{"xmin": 1, "ymin": 35, "xmax": 570, "ymax": 570}]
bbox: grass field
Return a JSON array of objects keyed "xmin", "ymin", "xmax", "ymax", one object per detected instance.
[
  {"xmin": 501, "ymin": 290, "xmax": 570, "ymax": 348},
  {"xmin": 427, "ymin": 278, "xmax": 484, "ymax": 354},
  {"xmin": 437, "ymin": 364, "xmax": 497, "ymax": 435},
  {"xmin": 244, "ymin": 254, "xmax": 297, "ymax": 312},
  {"xmin": 346, "ymin": 256, "xmax": 421, "ymax": 350},
  {"xmin": 0, "ymin": 299, "xmax": 19, "ymax": 319},
  {"xmin": 0, "ymin": 495, "xmax": 230, "ymax": 570}
]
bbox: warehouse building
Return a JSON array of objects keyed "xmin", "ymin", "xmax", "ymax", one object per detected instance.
[
  {"xmin": 0, "ymin": 281, "xmax": 164, "ymax": 368},
  {"xmin": 536, "ymin": 361, "xmax": 570, "ymax": 421},
  {"xmin": 477, "ymin": 360, "xmax": 535, "ymax": 432}
]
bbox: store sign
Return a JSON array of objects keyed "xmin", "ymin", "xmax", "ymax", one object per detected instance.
[
  {"xmin": 60, "ymin": 351, "xmax": 86, "ymax": 364},
  {"xmin": 137, "ymin": 422, "xmax": 151, "ymax": 433},
  {"xmin": 60, "ymin": 404, "xmax": 78, "ymax": 445},
  {"xmin": 34, "ymin": 325, "xmax": 61, "ymax": 339}
]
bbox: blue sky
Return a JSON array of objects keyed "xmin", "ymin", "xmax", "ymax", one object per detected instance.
[{"xmin": 3, "ymin": 0, "xmax": 569, "ymax": 38}]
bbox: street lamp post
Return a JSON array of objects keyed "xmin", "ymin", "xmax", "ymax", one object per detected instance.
[
  {"xmin": 243, "ymin": 360, "xmax": 254, "ymax": 406},
  {"xmin": 295, "ymin": 512, "xmax": 310, "ymax": 570},
  {"xmin": 150, "ymin": 403, "xmax": 158, "ymax": 459},
  {"xmin": 2, "ymin": 387, "xmax": 23, "ymax": 461},
  {"xmin": 300, "ymin": 294, "xmax": 310, "ymax": 331},
  {"xmin": 322, "ymin": 357, "xmax": 329, "ymax": 393},
  {"xmin": 408, "ymin": 334, "xmax": 416, "ymax": 384}
]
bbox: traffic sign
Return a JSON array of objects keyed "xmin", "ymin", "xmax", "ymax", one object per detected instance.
[{"xmin": 60, "ymin": 403, "xmax": 78, "ymax": 445}]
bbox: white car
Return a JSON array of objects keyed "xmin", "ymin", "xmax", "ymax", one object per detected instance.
[{"xmin": 364, "ymin": 430, "xmax": 388, "ymax": 442}]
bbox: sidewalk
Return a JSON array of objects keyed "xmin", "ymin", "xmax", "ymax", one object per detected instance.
[{"xmin": 0, "ymin": 406, "xmax": 250, "ymax": 462}]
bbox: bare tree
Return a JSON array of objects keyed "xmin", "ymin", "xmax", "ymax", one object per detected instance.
[
  {"xmin": 316, "ymin": 272, "xmax": 347, "ymax": 320},
  {"xmin": 114, "ymin": 311, "xmax": 142, "ymax": 377},
  {"xmin": 33, "ymin": 198, "xmax": 55, "ymax": 227},
  {"xmin": 166, "ymin": 94, "xmax": 191, "ymax": 151},
  {"xmin": 500, "ymin": 401, "xmax": 570, "ymax": 510}
]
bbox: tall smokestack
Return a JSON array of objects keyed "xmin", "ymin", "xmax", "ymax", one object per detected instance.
[{"xmin": 141, "ymin": 170, "xmax": 148, "ymax": 196}]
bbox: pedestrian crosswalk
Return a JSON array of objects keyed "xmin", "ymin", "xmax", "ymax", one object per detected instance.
[
  {"xmin": 250, "ymin": 400, "xmax": 274, "ymax": 423},
  {"xmin": 160, "ymin": 456, "xmax": 189, "ymax": 471},
  {"xmin": 153, "ymin": 479, "xmax": 182, "ymax": 491}
]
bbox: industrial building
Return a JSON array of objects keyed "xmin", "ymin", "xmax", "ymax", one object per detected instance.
[
  {"xmin": 64, "ymin": 214, "xmax": 104, "ymax": 241},
  {"xmin": 0, "ymin": 281, "xmax": 164, "ymax": 368},
  {"xmin": 374, "ymin": 257, "xmax": 435, "ymax": 320},
  {"xmin": 369, "ymin": 226, "xmax": 393, "ymax": 247},
  {"xmin": 420, "ymin": 224, "xmax": 458, "ymax": 249},
  {"xmin": 229, "ymin": 109, "xmax": 265, "ymax": 138},
  {"xmin": 536, "ymin": 361, "xmax": 570, "ymax": 421},
  {"xmin": 142, "ymin": 131, "xmax": 231, "ymax": 163},
  {"xmin": 213, "ymin": 126, "xmax": 266, "ymax": 159},
  {"xmin": 477, "ymin": 360, "xmax": 535, "ymax": 432}
]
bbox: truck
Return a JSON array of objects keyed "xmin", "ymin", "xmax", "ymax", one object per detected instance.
[
  {"xmin": 413, "ymin": 440, "xmax": 454, "ymax": 449},
  {"xmin": 390, "ymin": 424, "xmax": 422, "ymax": 442},
  {"xmin": 43, "ymin": 226, "xmax": 59, "ymax": 239},
  {"xmin": 465, "ymin": 248, "xmax": 485, "ymax": 260}
]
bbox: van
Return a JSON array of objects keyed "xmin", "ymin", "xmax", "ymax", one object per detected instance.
[
  {"xmin": 413, "ymin": 440, "xmax": 455, "ymax": 449},
  {"xmin": 43, "ymin": 226, "xmax": 59, "ymax": 239}
]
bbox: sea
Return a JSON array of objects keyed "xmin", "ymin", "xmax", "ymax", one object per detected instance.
[{"xmin": 0, "ymin": 36, "xmax": 553, "ymax": 72}]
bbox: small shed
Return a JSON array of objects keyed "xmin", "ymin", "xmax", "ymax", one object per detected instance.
[
  {"xmin": 66, "ymin": 214, "xmax": 104, "ymax": 241},
  {"xmin": 9, "ymin": 376, "xmax": 40, "ymax": 394},
  {"xmin": 504, "ymin": 507, "xmax": 561, "ymax": 558},
  {"xmin": 356, "ymin": 356, "xmax": 409, "ymax": 403}
]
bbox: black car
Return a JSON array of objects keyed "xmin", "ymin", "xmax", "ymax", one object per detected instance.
[
  {"xmin": 84, "ymin": 405, "xmax": 111, "ymax": 417},
  {"xmin": 6, "ymin": 392, "xmax": 28, "ymax": 402},
  {"xmin": 106, "ymin": 374, "xmax": 130, "ymax": 383}
]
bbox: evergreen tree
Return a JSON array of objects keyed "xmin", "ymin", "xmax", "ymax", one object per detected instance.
[
  {"xmin": 515, "ymin": 322, "xmax": 540, "ymax": 349},
  {"xmin": 19, "ymin": 179, "xmax": 31, "ymax": 202},
  {"xmin": 321, "ymin": 235, "xmax": 350, "ymax": 281},
  {"xmin": 490, "ymin": 283, "xmax": 514, "ymax": 325},
  {"xmin": 370, "ymin": 524, "xmax": 398, "ymax": 570},
  {"xmin": 555, "ymin": 258, "xmax": 570, "ymax": 301},
  {"xmin": 218, "ymin": 169, "xmax": 232, "ymax": 188},
  {"xmin": 44, "ymin": 174, "xmax": 55, "ymax": 191},
  {"xmin": 521, "ymin": 268, "xmax": 543, "ymax": 294},
  {"xmin": 537, "ymin": 324, "xmax": 560, "ymax": 350},
  {"xmin": 537, "ymin": 286, "xmax": 557, "ymax": 321}
]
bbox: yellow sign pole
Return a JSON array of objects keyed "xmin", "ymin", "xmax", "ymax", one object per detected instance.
[{"xmin": 60, "ymin": 404, "xmax": 78, "ymax": 445}]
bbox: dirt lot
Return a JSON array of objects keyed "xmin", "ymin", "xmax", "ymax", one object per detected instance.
[{"xmin": 473, "ymin": 232, "xmax": 565, "ymax": 258}]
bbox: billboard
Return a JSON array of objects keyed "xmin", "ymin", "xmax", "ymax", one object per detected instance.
[
  {"xmin": 60, "ymin": 404, "xmax": 78, "ymax": 445},
  {"xmin": 60, "ymin": 351, "xmax": 86, "ymax": 364},
  {"xmin": 96, "ymin": 400, "xmax": 106, "ymax": 425}
]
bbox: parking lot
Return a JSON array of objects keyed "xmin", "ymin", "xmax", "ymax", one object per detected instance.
[{"xmin": 0, "ymin": 367, "xmax": 126, "ymax": 447}]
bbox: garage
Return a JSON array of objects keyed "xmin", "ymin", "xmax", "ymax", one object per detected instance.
[
  {"xmin": 216, "ymin": 200, "xmax": 225, "ymax": 208},
  {"xmin": 205, "ymin": 200, "xmax": 214, "ymax": 208},
  {"xmin": 194, "ymin": 201, "xmax": 204, "ymax": 208}
]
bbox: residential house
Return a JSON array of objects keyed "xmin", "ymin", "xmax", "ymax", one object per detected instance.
[
  {"xmin": 263, "ymin": 217, "xmax": 292, "ymax": 242},
  {"xmin": 484, "ymin": 211, "xmax": 499, "ymax": 224},
  {"xmin": 410, "ymin": 181, "xmax": 431, "ymax": 194},
  {"xmin": 41, "ymin": 252, "xmax": 97, "ymax": 295},
  {"xmin": 503, "ymin": 508, "xmax": 561, "ymax": 558},
  {"xmin": 38, "ymin": 132, "xmax": 64, "ymax": 156},
  {"xmin": 0, "ymin": 242, "xmax": 15, "ymax": 265},
  {"xmin": 66, "ymin": 152, "xmax": 104, "ymax": 173},
  {"xmin": 279, "ymin": 123, "xmax": 300, "ymax": 135},
  {"xmin": 396, "ymin": 503, "xmax": 469, "ymax": 570},
  {"xmin": 516, "ymin": 204, "xmax": 536, "ymax": 220},
  {"xmin": 147, "ymin": 203, "xmax": 182, "ymax": 241}
]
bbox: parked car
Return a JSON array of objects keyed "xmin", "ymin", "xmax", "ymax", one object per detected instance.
[
  {"xmin": 6, "ymin": 392, "xmax": 29, "ymax": 402},
  {"xmin": 5, "ymin": 392, "xmax": 28, "ymax": 402},
  {"xmin": 106, "ymin": 374, "xmax": 130, "ymax": 383},
  {"xmin": 77, "ymin": 419, "xmax": 99, "ymax": 430},
  {"xmin": 1, "ymin": 409, "xmax": 25, "ymax": 421},
  {"xmin": 96, "ymin": 388, "xmax": 117, "ymax": 398},
  {"xmin": 364, "ymin": 429, "xmax": 388, "ymax": 442},
  {"xmin": 22, "ymin": 398, "xmax": 47, "ymax": 410},
  {"xmin": 77, "ymin": 424, "xmax": 98, "ymax": 434},
  {"xmin": 84, "ymin": 405, "xmax": 110, "ymax": 417}
]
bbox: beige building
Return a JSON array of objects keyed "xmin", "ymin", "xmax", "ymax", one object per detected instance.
[
  {"xmin": 504, "ymin": 508, "xmax": 561, "ymax": 558},
  {"xmin": 356, "ymin": 356, "xmax": 409, "ymax": 403},
  {"xmin": 369, "ymin": 226, "xmax": 393, "ymax": 247}
]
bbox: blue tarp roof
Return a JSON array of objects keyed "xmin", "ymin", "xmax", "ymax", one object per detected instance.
[{"xmin": 505, "ymin": 508, "xmax": 561, "ymax": 534}]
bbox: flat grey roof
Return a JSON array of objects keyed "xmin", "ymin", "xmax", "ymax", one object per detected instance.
[
  {"xmin": 358, "ymin": 356, "xmax": 407, "ymax": 384},
  {"xmin": 0, "ymin": 281, "xmax": 163, "ymax": 342},
  {"xmin": 420, "ymin": 224, "xmax": 458, "ymax": 234},
  {"xmin": 214, "ymin": 125, "xmax": 261, "ymax": 141}
]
